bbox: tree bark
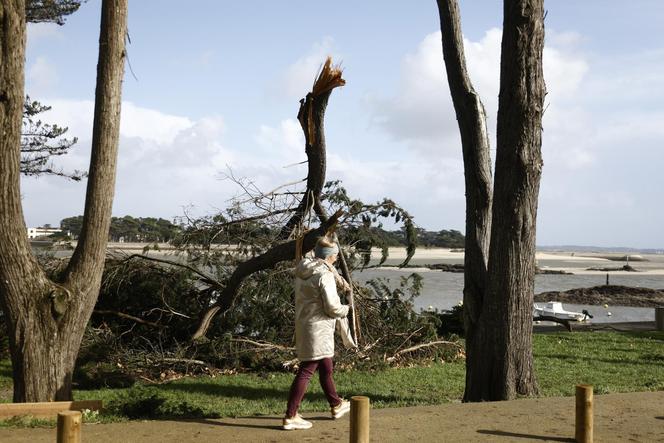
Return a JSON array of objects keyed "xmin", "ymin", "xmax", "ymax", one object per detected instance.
[
  {"xmin": 279, "ymin": 57, "xmax": 345, "ymax": 239},
  {"xmin": 472, "ymin": 0, "xmax": 545, "ymax": 400},
  {"xmin": 436, "ymin": 0, "xmax": 493, "ymax": 402},
  {"xmin": 437, "ymin": 0, "xmax": 545, "ymax": 401},
  {"xmin": 0, "ymin": 0, "xmax": 127, "ymax": 402}
]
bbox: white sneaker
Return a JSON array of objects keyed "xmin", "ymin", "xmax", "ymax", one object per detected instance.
[
  {"xmin": 282, "ymin": 414, "xmax": 313, "ymax": 430},
  {"xmin": 331, "ymin": 399, "xmax": 350, "ymax": 419}
]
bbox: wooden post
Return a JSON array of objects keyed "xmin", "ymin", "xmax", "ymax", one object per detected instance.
[
  {"xmin": 656, "ymin": 307, "xmax": 664, "ymax": 331},
  {"xmin": 575, "ymin": 384, "xmax": 593, "ymax": 443},
  {"xmin": 57, "ymin": 410, "xmax": 82, "ymax": 443},
  {"xmin": 350, "ymin": 396, "xmax": 370, "ymax": 443}
]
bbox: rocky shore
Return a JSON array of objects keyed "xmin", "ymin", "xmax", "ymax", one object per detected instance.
[{"xmin": 534, "ymin": 285, "xmax": 664, "ymax": 308}]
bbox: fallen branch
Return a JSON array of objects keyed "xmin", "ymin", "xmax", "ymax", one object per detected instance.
[
  {"xmin": 160, "ymin": 357, "xmax": 209, "ymax": 366},
  {"xmin": 93, "ymin": 309, "xmax": 163, "ymax": 328},
  {"xmin": 388, "ymin": 340, "xmax": 463, "ymax": 361},
  {"xmin": 230, "ymin": 337, "xmax": 295, "ymax": 352},
  {"xmin": 121, "ymin": 253, "xmax": 223, "ymax": 289},
  {"xmin": 192, "ymin": 209, "xmax": 344, "ymax": 340}
]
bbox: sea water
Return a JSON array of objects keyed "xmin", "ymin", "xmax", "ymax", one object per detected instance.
[{"xmin": 353, "ymin": 254, "xmax": 664, "ymax": 323}]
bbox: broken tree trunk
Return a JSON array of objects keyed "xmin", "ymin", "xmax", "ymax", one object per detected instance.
[{"xmin": 192, "ymin": 58, "xmax": 351, "ymax": 341}]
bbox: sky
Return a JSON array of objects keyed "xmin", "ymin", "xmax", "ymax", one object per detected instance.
[{"xmin": 21, "ymin": 0, "xmax": 664, "ymax": 249}]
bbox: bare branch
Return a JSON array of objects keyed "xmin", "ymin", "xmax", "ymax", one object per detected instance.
[
  {"xmin": 389, "ymin": 340, "xmax": 463, "ymax": 360},
  {"xmin": 93, "ymin": 309, "xmax": 163, "ymax": 328},
  {"xmin": 192, "ymin": 209, "xmax": 343, "ymax": 340}
]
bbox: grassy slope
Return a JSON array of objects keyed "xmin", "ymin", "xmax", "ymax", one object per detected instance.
[{"xmin": 0, "ymin": 331, "xmax": 662, "ymax": 425}]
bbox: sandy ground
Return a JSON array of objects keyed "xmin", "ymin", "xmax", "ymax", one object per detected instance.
[
  {"xmin": 374, "ymin": 247, "xmax": 664, "ymax": 276},
  {"xmin": 1, "ymin": 391, "xmax": 662, "ymax": 442}
]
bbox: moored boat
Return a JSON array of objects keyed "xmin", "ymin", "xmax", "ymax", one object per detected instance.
[{"xmin": 533, "ymin": 301, "xmax": 588, "ymax": 321}]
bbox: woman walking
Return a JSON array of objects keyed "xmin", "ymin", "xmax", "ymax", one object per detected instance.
[{"xmin": 283, "ymin": 236, "xmax": 353, "ymax": 430}]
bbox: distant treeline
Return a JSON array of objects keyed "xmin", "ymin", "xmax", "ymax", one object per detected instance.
[
  {"xmin": 375, "ymin": 227, "xmax": 465, "ymax": 248},
  {"xmin": 60, "ymin": 215, "xmax": 180, "ymax": 243},
  {"xmin": 57, "ymin": 215, "xmax": 464, "ymax": 248}
]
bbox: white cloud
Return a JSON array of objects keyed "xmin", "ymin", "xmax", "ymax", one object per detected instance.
[
  {"xmin": 27, "ymin": 23, "xmax": 63, "ymax": 44},
  {"xmin": 21, "ymin": 104, "xmax": 317, "ymax": 226},
  {"xmin": 21, "ymin": 101, "xmax": 230, "ymax": 225},
  {"xmin": 366, "ymin": 28, "xmax": 664, "ymax": 247},
  {"xmin": 27, "ymin": 56, "xmax": 58, "ymax": 94},
  {"xmin": 254, "ymin": 119, "xmax": 304, "ymax": 162},
  {"xmin": 121, "ymin": 102, "xmax": 193, "ymax": 144},
  {"xmin": 370, "ymin": 28, "xmax": 589, "ymax": 160},
  {"xmin": 543, "ymin": 46, "xmax": 588, "ymax": 98},
  {"xmin": 275, "ymin": 37, "xmax": 340, "ymax": 99}
]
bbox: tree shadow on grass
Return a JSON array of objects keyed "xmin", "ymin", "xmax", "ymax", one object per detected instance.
[
  {"xmin": 0, "ymin": 361, "xmax": 12, "ymax": 380},
  {"xmin": 477, "ymin": 430, "xmax": 574, "ymax": 441},
  {"xmin": 538, "ymin": 353, "xmax": 662, "ymax": 366},
  {"xmin": 158, "ymin": 382, "xmax": 407, "ymax": 405}
]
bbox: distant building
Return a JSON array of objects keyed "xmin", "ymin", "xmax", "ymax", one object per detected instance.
[{"xmin": 27, "ymin": 226, "xmax": 63, "ymax": 239}]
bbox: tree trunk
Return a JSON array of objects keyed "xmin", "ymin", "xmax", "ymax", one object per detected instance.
[
  {"xmin": 471, "ymin": 0, "xmax": 545, "ymax": 400},
  {"xmin": 437, "ymin": 0, "xmax": 545, "ymax": 401},
  {"xmin": 192, "ymin": 59, "xmax": 347, "ymax": 340},
  {"xmin": 279, "ymin": 57, "xmax": 345, "ymax": 239},
  {"xmin": 0, "ymin": 0, "xmax": 127, "ymax": 402},
  {"xmin": 435, "ymin": 0, "xmax": 493, "ymax": 402}
]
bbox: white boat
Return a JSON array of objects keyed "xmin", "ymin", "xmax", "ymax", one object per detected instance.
[{"xmin": 533, "ymin": 302, "xmax": 587, "ymax": 322}]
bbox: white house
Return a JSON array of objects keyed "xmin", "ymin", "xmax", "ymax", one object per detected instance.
[{"xmin": 27, "ymin": 226, "xmax": 62, "ymax": 239}]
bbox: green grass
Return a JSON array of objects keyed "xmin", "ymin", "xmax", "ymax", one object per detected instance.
[
  {"xmin": 0, "ymin": 331, "xmax": 662, "ymax": 426},
  {"xmin": 534, "ymin": 331, "xmax": 664, "ymax": 396}
]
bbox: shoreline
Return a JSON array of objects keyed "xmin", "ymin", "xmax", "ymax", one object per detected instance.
[{"xmin": 368, "ymin": 264, "xmax": 664, "ymax": 276}]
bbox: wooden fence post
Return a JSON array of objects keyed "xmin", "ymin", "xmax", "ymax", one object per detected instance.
[
  {"xmin": 655, "ymin": 307, "xmax": 664, "ymax": 331},
  {"xmin": 350, "ymin": 396, "xmax": 370, "ymax": 443},
  {"xmin": 57, "ymin": 410, "xmax": 82, "ymax": 443},
  {"xmin": 575, "ymin": 384, "xmax": 593, "ymax": 443}
]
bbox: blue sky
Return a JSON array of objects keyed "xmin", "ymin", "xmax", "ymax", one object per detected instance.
[{"xmin": 22, "ymin": 0, "xmax": 664, "ymax": 249}]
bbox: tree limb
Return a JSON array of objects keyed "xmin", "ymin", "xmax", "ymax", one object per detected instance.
[
  {"xmin": 120, "ymin": 253, "xmax": 223, "ymax": 289},
  {"xmin": 388, "ymin": 340, "xmax": 463, "ymax": 361},
  {"xmin": 93, "ymin": 309, "xmax": 163, "ymax": 328},
  {"xmin": 192, "ymin": 209, "xmax": 343, "ymax": 340}
]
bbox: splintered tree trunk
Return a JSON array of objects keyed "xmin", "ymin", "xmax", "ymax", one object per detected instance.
[
  {"xmin": 0, "ymin": 0, "xmax": 127, "ymax": 402},
  {"xmin": 436, "ymin": 0, "xmax": 493, "ymax": 402},
  {"xmin": 193, "ymin": 58, "xmax": 347, "ymax": 340},
  {"xmin": 472, "ymin": 0, "xmax": 545, "ymax": 400}
]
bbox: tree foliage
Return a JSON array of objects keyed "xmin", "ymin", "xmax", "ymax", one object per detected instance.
[
  {"xmin": 25, "ymin": 0, "xmax": 83, "ymax": 25},
  {"xmin": 21, "ymin": 96, "xmax": 84, "ymax": 180},
  {"xmin": 22, "ymin": 2, "xmax": 87, "ymax": 180},
  {"xmin": 71, "ymin": 251, "xmax": 462, "ymax": 384},
  {"xmin": 60, "ymin": 215, "xmax": 180, "ymax": 242}
]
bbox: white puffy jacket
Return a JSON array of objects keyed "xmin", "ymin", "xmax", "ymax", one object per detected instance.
[{"xmin": 294, "ymin": 257, "xmax": 350, "ymax": 361}]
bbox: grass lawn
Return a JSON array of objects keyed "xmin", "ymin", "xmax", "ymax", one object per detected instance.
[{"xmin": 0, "ymin": 331, "xmax": 662, "ymax": 426}]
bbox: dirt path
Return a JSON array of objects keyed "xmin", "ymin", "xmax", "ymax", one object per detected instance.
[{"xmin": 2, "ymin": 391, "xmax": 662, "ymax": 442}]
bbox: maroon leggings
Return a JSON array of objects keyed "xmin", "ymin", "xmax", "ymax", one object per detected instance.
[{"xmin": 286, "ymin": 357, "xmax": 341, "ymax": 418}]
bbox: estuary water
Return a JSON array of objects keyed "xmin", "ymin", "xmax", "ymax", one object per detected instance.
[{"xmin": 353, "ymin": 251, "xmax": 664, "ymax": 324}]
